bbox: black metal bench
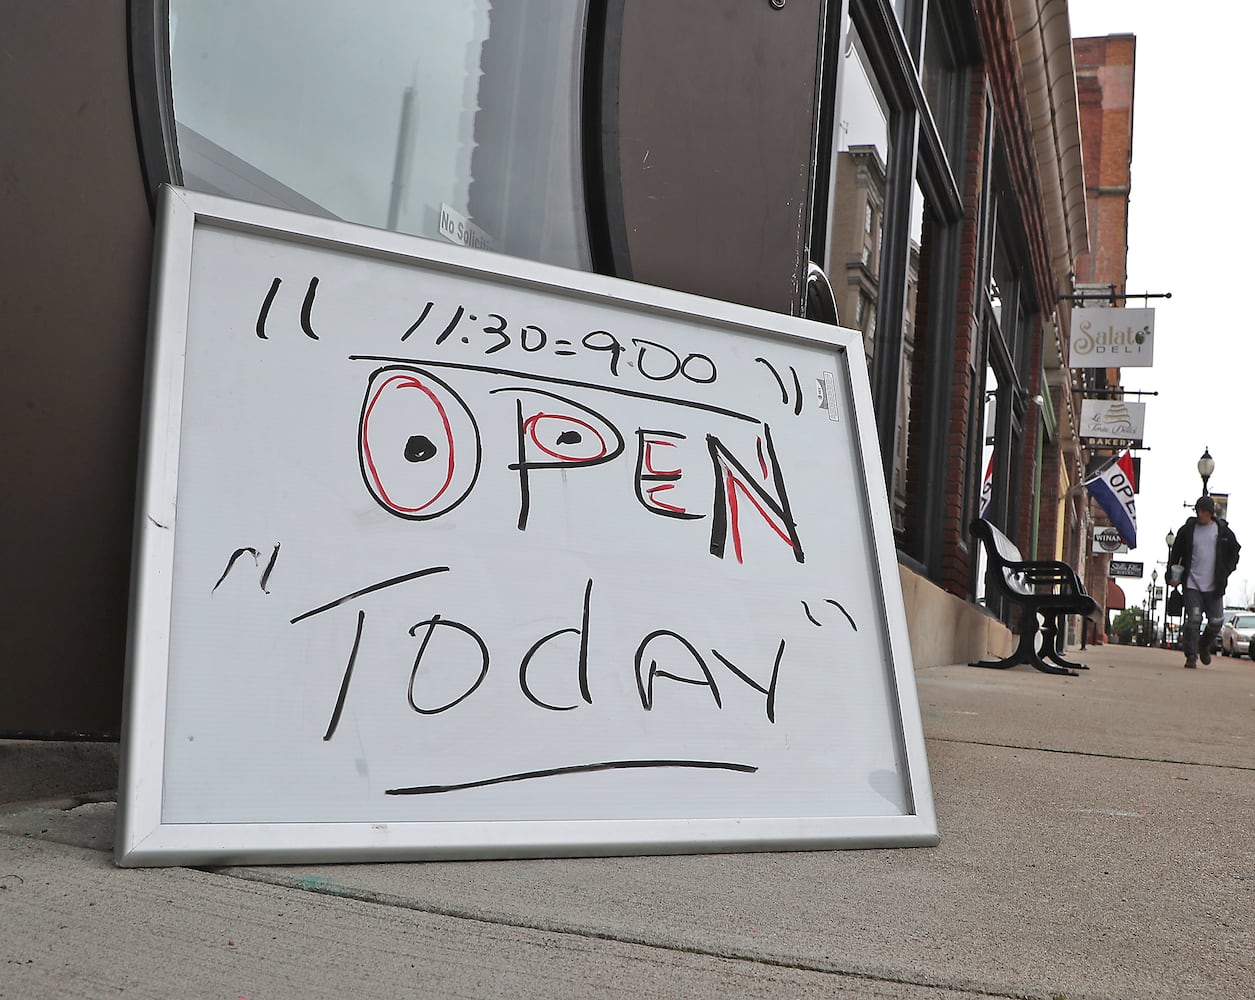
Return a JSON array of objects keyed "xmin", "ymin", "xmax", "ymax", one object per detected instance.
[{"xmin": 969, "ymin": 518, "xmax": 1100, "ymax": 677}]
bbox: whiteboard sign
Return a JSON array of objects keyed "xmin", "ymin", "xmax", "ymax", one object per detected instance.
[{"xmin": 116, "ymin": 188, "xmax": 936, "ymax": 866}]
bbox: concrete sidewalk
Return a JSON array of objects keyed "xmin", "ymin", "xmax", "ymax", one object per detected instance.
[{"xmin": 2, "ymin": 643, "xmax": 1252, "ymax": 999}]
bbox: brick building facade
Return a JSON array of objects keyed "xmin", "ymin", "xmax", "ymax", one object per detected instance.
[
  {"xmin": 1070, "ymin": 33, "xmax": 1138, "ymax": 639},
  {"xmin": 4, "ymin": 1, "xmax": 1133, "ymax": 735}
]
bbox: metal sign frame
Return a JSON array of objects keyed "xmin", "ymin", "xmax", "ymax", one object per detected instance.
[{"xmin": 116, "ymin": 188, "xmax": 937, "ymax": 866}]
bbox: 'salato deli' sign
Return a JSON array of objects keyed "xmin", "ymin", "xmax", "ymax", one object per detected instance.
[{"xmin": 1068, "ymin": 307, "xmax": 1155, "ymax": 368}]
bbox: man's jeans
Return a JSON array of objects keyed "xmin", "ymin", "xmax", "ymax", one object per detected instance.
[{"xmin": 1182, "ymin": 587, "xmax": 1224, "ymax": 656}]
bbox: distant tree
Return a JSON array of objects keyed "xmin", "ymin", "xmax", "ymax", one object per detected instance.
[{"xmin": 1112, "ymin": 607, "xmax": 1144, "ymax": 644}]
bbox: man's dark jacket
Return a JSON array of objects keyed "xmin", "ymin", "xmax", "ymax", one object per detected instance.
[{"xmin": 1170, "ymin": 517, "xmax": 1241, "ymax": 592}]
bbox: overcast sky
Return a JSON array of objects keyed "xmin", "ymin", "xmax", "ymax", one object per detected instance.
[{"xmin": 1068, "ymin": 2, "xmax": 1255, "ymax": 610}]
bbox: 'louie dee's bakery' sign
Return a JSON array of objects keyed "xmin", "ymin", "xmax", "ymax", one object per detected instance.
[{"xmin": 1068, "ymin": 307, "xmax": 1155, "ymax": 368}]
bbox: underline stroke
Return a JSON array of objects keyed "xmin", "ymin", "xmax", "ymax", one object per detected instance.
[
  {"xmin": 386, "ymin": 758, "xmax": 758, "ymax": 795},
  {"xmin": 349, "ymin": 356, "xmax": 761, "ymax": 423}
]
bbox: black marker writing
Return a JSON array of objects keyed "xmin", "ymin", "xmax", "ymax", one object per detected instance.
[
  {"xmin": 635, "ymin": 630, "xmax": 722, "ymax": 710},
  {"xmin": 826, "ymin": 598, "xmax": 858, "ymax": 631},
  {"xmin": 256, "ymin": 278, "xmax": 281, "ymax": 339},
  {"xmin": 323, "ymin": 610, "xmax": 366, "ymax": 741},
  {"xmin": 482, "ymin": 313, "xmax": 509, "ymax": 354},
  {"xmin": 299, "ymin": 277, "xmax": 320, "ymax": 339},
  {"xmin": 386, "ymin": 759, "xmax": 757, "ymax": 795},
  {"xmin": 317, "ymin": 580, "xmax": 786, "ymax": 732},
  {"xmin": 434, "ymin": 305, "xmax": 466, "ymax": 345},
  {"xmin": 357, "ymin": 366, "xmax": 483, "ymax": 521},
  {"xmin": 212, "ymin": 543, "xmax": 281, "ymax": 594},
  {"xmin": 710, "ymin": 639, "xmax": 785, "ymax": 723},
  {"xmin": 213, "ymin": 547, "xmax": 259, "ymax": 592},
  {"xmin": 290, "ymin": 565, "xmax": 450, "ymax": 624},
  {"xmin": 518, "ymin": 579, "xmax": 595, "ymax": 711},
  {"xmin": 801, "ymin": 599, "xmax": 858, "ymax": 631},
  {"xmin": 401, "ymin": 301, "xmax": 434, "ymax": 341},
  {"xmin": 756, "ymin": 356, "xmax": 788, "ymax": 403},
  {"xmin": 254, "ymin": 275, "xmax": 321, "ymax": 340},
  {"xmin": 407, "ymin": 615, "xmax": 490, "ymax": 714},
  {"xmin": 634, "ymin": 429, "xmax": 702, "ymax": 520},
  {"xmin": 707, "ymin": 426, "xmax": 804, "ymax": 564},
  {"xmin": 351, "ymin": 355, "xmax": 757, "ymax": 423},
  {"xmin": 494, "ymin": 386, "xmax": 625, "ymax": 531}
]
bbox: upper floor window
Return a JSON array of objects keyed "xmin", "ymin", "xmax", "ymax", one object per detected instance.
[{"xmin": 822, "ymin": 20, "xmax": 890, "ymax": 329}]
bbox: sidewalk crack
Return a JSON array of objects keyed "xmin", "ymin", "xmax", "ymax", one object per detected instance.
[
  {"xmin": 931, "ymin": 737, "xmax": 1255, "ymax": 771},
  {"xmin": 207, "ymin": 866, "xmax": 1033, "ymax": 999}
]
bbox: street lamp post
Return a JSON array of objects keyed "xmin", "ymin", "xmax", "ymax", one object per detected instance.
[
  {"xmin": 1199, "ymin": 447, "xmax": 1215, "ymax": 497},
  {"xmin": 1164, "ymin": 529, "xmax": 1176, "ymax": 648},
  {"xmin": 1150, "ymin": 568, "xmax": 1159, "ymax": 646}
]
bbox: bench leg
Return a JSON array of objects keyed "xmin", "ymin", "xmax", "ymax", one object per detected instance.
[
  {"xmin": 1039, "ymin": 614, "xmax": 1089, "ymax": 671},
  {"xmin": 969, "ymin": 623, "xmax": 1035, "ymax": 670},
  {"xmin": 1025, "ymin": 643, "xmax": 1078, "ymax": 677},
  {"xmin": 969, "ymin": 613, "xmax": 1079, "ymax": 677}
]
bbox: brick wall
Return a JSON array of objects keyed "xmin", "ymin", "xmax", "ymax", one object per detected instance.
[
  {"xmin": 932, "ymin": 66, "xmax": 989, "ymax": 597},
  {"xmin": 930, "ymin": 0, "xmax": 1066, "ymax": 598}
]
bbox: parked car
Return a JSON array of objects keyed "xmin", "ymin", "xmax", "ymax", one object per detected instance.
[{"xmin": 1220, "ymin": 613, "xmax": 1255, "ymax": 657}]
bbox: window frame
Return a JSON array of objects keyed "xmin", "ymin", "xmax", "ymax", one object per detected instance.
[
  {"xmin": 969, "ymin": 141, "xmax": 1041, "ymax": 601},
  {"xmin": 128, "ymin": 0, "xmax": 618, "ymax": 276},
  {"xmin": 813, "ymin": 0, "xmax": 976, "ymax": 574}
]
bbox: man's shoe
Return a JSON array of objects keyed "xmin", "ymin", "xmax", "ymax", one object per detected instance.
[
  {"xmin": 1200, "ymin": 648, "xmax": 1212, "ymax": 665},
  {"xmin": 1185, "ymin": 656, "xmax": 1198, "ymax": 669}
]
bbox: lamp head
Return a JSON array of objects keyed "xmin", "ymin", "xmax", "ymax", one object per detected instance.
[{"xmin": 1198, "ymin": 447, "xmax": 1215, "ymax": 493}]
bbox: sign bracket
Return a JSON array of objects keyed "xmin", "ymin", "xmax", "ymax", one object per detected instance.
[{"xmin": 1058, "ymin": 288, "xmax": 1172, "ymax": 304}]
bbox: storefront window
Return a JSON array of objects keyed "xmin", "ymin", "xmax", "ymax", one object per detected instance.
[
  {"xmin": 920, "ymin": 0, "xmax": 963, "ymax": 162},
  {"xmin": 890, "ymin": 178, "xmax": 926, "ymax": 535},
  {"xmin": 989, "ymin": 242, "xmax": 1014, "ymax": 338},
  {"xmin": 973, "ymin": 155, "xmax": 1037, "ymax": 585},
  {"xmin": 824, "ymin": 19, "xmax": 891, "ymax": 363},
  {"xmin": 892, "ymin": 0, "xmax": 914, "ymax": 32},
  {"xmin": 168, "ymin": 1, "xmax": 591, "ymax": 269},
  {"xmin": 989, "ymin": 218, "xmax": 1037, "ymax": 383}
]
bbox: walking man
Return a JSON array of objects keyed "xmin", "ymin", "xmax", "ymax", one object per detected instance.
[{"xmin": 1168, "ymin": 495, "xmax": 1241, "ymax": 668}]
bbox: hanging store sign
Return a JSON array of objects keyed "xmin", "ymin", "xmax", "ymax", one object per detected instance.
[
  {"xmin": 1079, "ymin": 399, "xmax": 1146, "ymax": 447},
  {"xmin": 1093, "ymin": 526, "xmax": 1130, "ymax": 554},
  {"xmin": 1109, "ymin": 560, "xmax": 1144, "ymax": 578},
  {"xmin": 1068, "ymin": 307, "xmax": 1155, "ymax": 368}
]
